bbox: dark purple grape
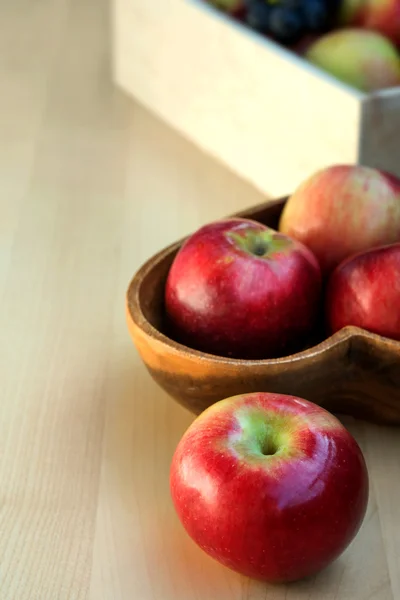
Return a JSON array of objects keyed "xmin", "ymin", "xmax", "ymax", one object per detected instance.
[
  {"xmin": 268, "ymin": 5, "xmax": 305, "ymax": 44},
  {"xmin": 244, "ymin": 1, "xmax": 273, "ymax": 34},
  {"xmin": 301, "ymin": 0, "xmax": 331, "ymax": 32}
]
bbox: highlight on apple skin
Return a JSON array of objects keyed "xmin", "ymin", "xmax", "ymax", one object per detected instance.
[
  {"xmin": 327, "ymin": 243, "xmax": 400, "ymax": 340},
  {"xmin": 165, "ymin": 218, "xmax": 321, "ymax": 360},
  {"xmin": 279, "ymin": 164, "xmax": 400, "ymax": 275},
  {"xmin": 305, "ymin": 28, "xmax": 400, "ymax": 92},
  {"xmin": 170, "ymin": 392, "xmax": 369, "ymax": 583}
]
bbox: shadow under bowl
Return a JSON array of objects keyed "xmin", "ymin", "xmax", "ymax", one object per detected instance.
[{"xmin": 126, "ymin": 197, "xmax": 400, "ymax": 426}]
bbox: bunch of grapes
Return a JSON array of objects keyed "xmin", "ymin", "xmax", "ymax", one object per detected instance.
[{"xmin": 244, "ymin": 0, "xmax": 340, "ymax": 45}]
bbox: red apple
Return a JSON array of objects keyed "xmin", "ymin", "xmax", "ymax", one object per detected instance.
[
  {"xmin": 279, "ymin": 165, "xmax": 400, "ymax": 275},
  {"xmin": 327, "ymin": 243, "xmax": 400, "ymax": 339},
  {"xmin": 165, "ymin": 218, "xmax": 321, "ymax": 359},
  {"xmin": 340, "ymin": 0, "xmax": 400, "ymax": 47},
  {"xmin": 170, "ymin": 392, "xmax": 369, "ymax": 583}
]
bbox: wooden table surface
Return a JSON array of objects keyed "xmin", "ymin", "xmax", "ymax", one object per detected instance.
[{"xmin": 1, "ymin": 0, "xmax": 399, "ymax": 598}]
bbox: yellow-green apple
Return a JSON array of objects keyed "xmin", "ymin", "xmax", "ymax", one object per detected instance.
[
  {"xmin": 279, "ymin": 165, "xmax": 400, "ymax": 275},
  {"xmin": 327, "ymin": 243, "xmax": 400, "ymax": 339},
  {"xmin": 170, "ymin": 392, "xmax": 369, "ymax": 583},
  {"xmin": 339, "ymin": 0, "xmax": 400, "ymax": 47},
  {"xmin": 165, "ymin": 218, "xmax": 321, "ymax": 359},
  {"xmin": 306, "ymin": 28, "xmax": 400, "ymax": 92}
]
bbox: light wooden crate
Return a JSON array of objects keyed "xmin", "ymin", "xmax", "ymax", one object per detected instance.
[{"xmin": 113, "ymin": 0, "xmax": 400, "ymax": 197}]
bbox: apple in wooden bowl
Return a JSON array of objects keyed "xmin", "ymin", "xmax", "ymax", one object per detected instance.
[{"xmin": 126, "ymin": 189, "xmax": 400, "ymax": 426}]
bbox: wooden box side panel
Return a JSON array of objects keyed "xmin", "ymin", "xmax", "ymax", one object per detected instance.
[
  {"xmin": 113, "ymin": 0, "xmax": 363, "ymax": 196},
  {"xmin": 360, "ymin": 90, "xmax": 400, "ymax": 179}
]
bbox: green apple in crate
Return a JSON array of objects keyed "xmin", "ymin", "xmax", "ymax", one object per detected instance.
[
  {"xmin": 306, "ymin": 28, "xmax": 400, "ymax": 92},
  {"xmin": 170, "ymin": 392, "xmax": 369, "ymax": 583}
]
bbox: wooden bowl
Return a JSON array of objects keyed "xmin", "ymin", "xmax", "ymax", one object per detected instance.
[{"xmin": 126, "ymin": 198, "xmax": 400, "ymax": 425}]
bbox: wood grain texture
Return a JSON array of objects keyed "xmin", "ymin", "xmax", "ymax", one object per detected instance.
[{"xmin": 0, "ymin": 0, "xmax": 399, "ymax": 598}]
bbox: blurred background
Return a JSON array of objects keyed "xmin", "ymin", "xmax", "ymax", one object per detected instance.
[{"xmin": 1, "ymin": 1, "xmax": 399, "ymax": 599}]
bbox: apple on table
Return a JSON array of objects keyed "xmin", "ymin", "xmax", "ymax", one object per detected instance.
[{"xmin": 170, "ymin": 392, "xmax": 369, "ymax": 583}]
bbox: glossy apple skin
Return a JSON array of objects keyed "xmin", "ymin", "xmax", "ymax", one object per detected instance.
[
  {"xmin": 170, "ymin": 393, "xmax": 369, "ymax": 583},
  {"xmin": 279, "ymin": 165, "xmax": 400, "ymax": 275},
  {"xmin": 305, "ymin": 29, "xmax": 400, "ymax": 92},
  {"xmin": 340, "ymin": 0, "xmax": 400, "ymax": 46},
  {"xmin": 327, "ymin": 243, "xmax": 400, "ymax": 339},
  {"xmin": 165, "ymin": 218, "xmax": 321, "ymax": 359}
]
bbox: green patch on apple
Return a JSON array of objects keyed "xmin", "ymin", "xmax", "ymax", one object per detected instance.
[
  {"xmin": 226, "ymin": 228, "xmax": 292, "ymax": 258},
  {"xmin": 230, "ymin": 407, "xmax": 295, "ymax": 461}
]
